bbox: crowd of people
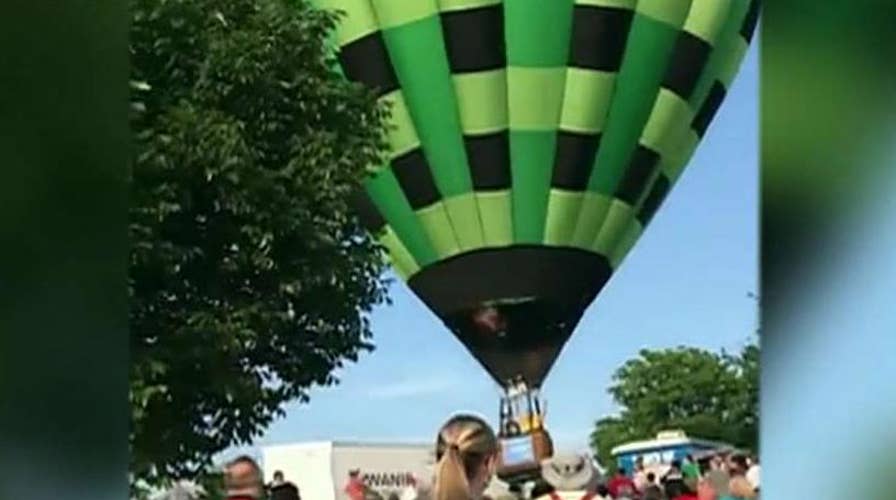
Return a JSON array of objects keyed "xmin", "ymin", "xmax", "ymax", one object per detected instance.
[
  {"xmin": 593, "ymin": 451, "xmax": 760, "ymax": 500},
  {"xmin": 213, "ymin": 414, "xmax": 759, "ymax": 500}
]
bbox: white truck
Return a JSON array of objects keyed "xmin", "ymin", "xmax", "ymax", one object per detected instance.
[{"xmin": 261, "ymin": 441, "xmax": 436, "ymax": 500}]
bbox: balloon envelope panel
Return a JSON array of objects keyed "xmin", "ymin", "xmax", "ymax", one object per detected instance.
[{"xmin": 318, "ymin": 0, "xmax": 759, "ymax": 386}]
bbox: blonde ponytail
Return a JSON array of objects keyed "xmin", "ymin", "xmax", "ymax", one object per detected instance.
[
  {"xmin": 432, "ymin": 414, "xmax": 498, "ymax": 500},
  {"xmin": 434, "ymin": 444, "xmax": 471, "ymax": 500}
]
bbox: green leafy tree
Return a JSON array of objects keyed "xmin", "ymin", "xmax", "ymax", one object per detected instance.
[
  {"xmin": 724, "ymin": 342, "xmax": 759, "ymax": 449},
  {"xmin": 590, "ymin": 341, "xmax": 759, "ymax": 465},
  {"xmin": 129, "ymin": 0, "xmax": 389, "ymax": 490}
]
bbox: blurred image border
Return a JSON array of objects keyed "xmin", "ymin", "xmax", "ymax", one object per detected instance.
[{"xmin": 2, "ymin": 2, "xmax": 896, "ymax": 499}]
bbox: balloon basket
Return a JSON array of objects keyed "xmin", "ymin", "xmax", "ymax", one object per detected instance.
[
  {"xmin": 496, "ymin": 428, "xmax": 554, "ymax": 484},
  {"xmin": 495, "ymin": 377, "xmax": 554, "ymax": 484}
]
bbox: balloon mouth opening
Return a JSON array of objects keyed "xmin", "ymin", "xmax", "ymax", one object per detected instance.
[
  {"xmin": 448, "ymin": 296, "xmax": 594, "ymax": 386},
  {"xmin": 406, "ymin": 246, "xmax": 613, "ymax": 385}
]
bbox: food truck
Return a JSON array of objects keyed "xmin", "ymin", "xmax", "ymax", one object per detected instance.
[{"xmin": 611, "ymin": 430, "xmax": 733, "ymax": 474}]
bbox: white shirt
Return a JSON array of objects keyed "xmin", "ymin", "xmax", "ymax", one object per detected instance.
[
  {"xmin": 399, "ymin": 486, "xmax": 418, "ymax": 500},
  {"xmin": 746, "ymin": 464, "xmax": 761, "ymax": 489},
  {"xmin": 535, "ymin": 491, "xmax": 599, "ymax": 500},
  {"xmin": 633, "ymin": 470, "xmax": 648, "ymax": 492}
]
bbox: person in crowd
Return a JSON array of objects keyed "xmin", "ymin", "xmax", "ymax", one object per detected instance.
[
  {"xmin": 716, "ymin": 453, "xmax": 730, "ymax": 474},
  {"xmin": 268, "ymin": 470, "xmax": 300, "ymax": 500},
  {"xmin": 695, "ymin": 456, "xmax": 711, "ymax": 477},
  {"xmin": 697, "ymin": 479, "xmax": 717, "ymax": 500},
  {"xmin": 536, "ymin": 453, "xmax": 600, "ymax": 500},
  {"xmin": 507, "ymin": 482, "xmax": 524, "ymax": 498},
  {"xmin": 224, "ymin": 455, "xmax": 264, "ymax": 500},
  {"xmin": 683, "ymin": 458, "xmax": 701, "ymax": 500},
  {"xmin": 606, "ymin": 466, "xmax": 636, "ymax": 498},
  {"xmin": 704, "ymin": 455, "xmax": 729, "ymax": 498},
  {"xmin": 631, "ymin": 457, "xmax": 648, "ymax": 493},
  {"xmin": 432, "ymin": 413, "xmax": 499, "ymax": 500},
  {"xmin": 642, "ymin": 472, "xmax": 664, "ymax": 500},
  {"xmin": 719, "ymin": 477, "xmax": 755, "ymax": 500},
  {"xmin": 663, "ymin": 460, "xmax": 683, "ymax": 481},
  {"xmin": 727, "ymin": 455, "xmax": 748, "ymax": 478},
  {"xmin": 269, "ymin": 470, "xmax": 284, "ymax": 487},
  {"xmin": 531, "ymin": 479, "xmax": 556, "ymax": 499},
  {"xmin": 662, "ymin": 461, "xmax": 688, "ymax": 499},
  {"xmin": 666, "ymin": 472, "xmax": 702, "ymax": 500},
  {"xmin": 681, "ymin": 455, "xmax": 700, "ymax": 481},
  {"xmin": 744, "ymin": 455, "xmax": 759, "ymax": 494},
  {"xmin": 693, "ymin": 457, "xmax": 717, "ymax": 500},
  {"xmin": 345, "ymin": 469, "xmax": 367, "ymax": 500},
  {"xmin": 673, "ymin": 485, "xmax": 699, "ymax": 500},
  {"xmin": 594, "ymin": 485, "xmax": 611, "ymax": 500},
  {"xmin": 502, "ymin": 419, "xmax": 522, "ymax": 437}
]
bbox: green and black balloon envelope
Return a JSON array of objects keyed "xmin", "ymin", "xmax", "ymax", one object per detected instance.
[{"xmin": 316, "ymin": 0, "xmax": 758, "ymax": 388}]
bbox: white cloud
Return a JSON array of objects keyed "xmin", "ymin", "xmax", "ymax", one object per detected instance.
[{"xmin": 364, "ymin": 375, "xmax": 458, "ymax": 400}]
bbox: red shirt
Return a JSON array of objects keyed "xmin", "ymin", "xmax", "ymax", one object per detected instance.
[
  {"xmin": 697, "ymin": 479, "xmax": 718, "ymax": 500},
  {"xmin": 344, "ymin": 478, "xmax": 365, "ymax": 500},
  {"xmin": 607, "ymin": 475, "xmax": 637, "ymax": 498},
  {"xmin": 673, "ymin": 494, "xmax": 698, "ymax": 500}
]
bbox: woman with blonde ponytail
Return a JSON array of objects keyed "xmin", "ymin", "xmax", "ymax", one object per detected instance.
[{"xmin": 432, "ymin": 414, "xmax": 499, "ymax": 500}]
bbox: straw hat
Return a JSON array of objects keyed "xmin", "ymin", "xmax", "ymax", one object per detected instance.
[{"xmin": 540, "ymin": 454, "xmax": 598, "ymax": 491}]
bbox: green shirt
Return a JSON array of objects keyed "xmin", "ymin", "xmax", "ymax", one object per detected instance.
[{"xmin": 682, "ymin": 462, "xmax": 700, "ymax": 479}]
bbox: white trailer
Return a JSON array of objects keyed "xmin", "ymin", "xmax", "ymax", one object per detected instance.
[{"xmin": 261, "ymin": 441, "xmax": 436, "ymax": 500}]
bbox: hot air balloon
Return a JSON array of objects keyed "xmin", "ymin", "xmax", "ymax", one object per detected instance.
[{"xmin": 315, "ymin": 0, "xmax": 758, "ymax": 459}]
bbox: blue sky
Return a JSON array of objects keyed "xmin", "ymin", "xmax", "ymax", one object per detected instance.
[{"xmin": 234, "ymin": 43, "xmax": 758, "ymax": 460}]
